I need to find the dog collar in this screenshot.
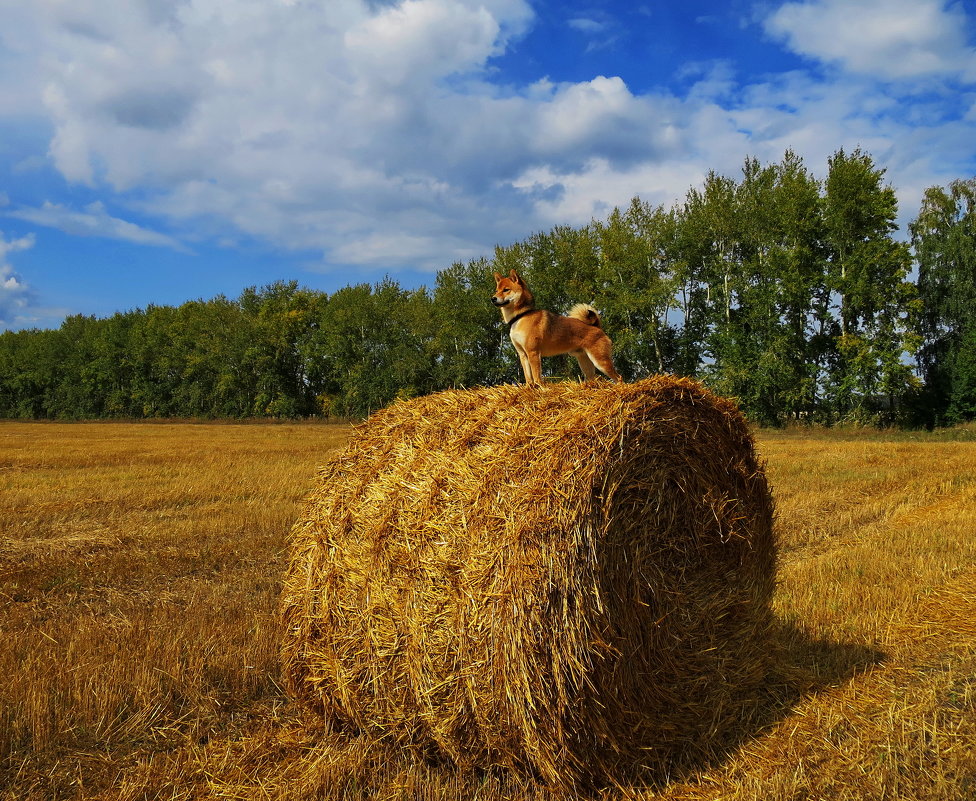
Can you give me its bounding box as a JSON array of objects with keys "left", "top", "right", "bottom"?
[{"left": 507, "top": 309, "right": 538, "bottom": 328}]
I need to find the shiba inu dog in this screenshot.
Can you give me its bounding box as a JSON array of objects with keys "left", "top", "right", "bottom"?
[{"left": 492, "top": 269, "right": 623, "bottom": 385}]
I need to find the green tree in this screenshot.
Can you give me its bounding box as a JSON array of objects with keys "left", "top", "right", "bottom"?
[
  {"left": 46, "top": 315, "right": 107, "bottom": 418},
  {"left": 313, "top": 280, "right": 435, "bottom": 417},
  {"left": 822, "top": 148, "right": 915, "bottom": 422},
  {"left": 774, "top": 151, "right": 832, "bottom": 419},
  {"left": 158, "top": 297, "right": 250, "bottom": 417},
  {"left": 89, "top": 311, "right": 146, "bottom": 417},
  {"left": 591, "top": 199, "right": 679, "bottom": 378},
  {"left": 239, "top": 281, "right": 323, "bottom": 416},
  {"left": 431, "top": 258, "right": 512, "bottom": 388},
  {"left": 130, "top": 304, "right": 183, "bottom": 416},
  {"left": 683, "top": 156, "right": 823, "bottom": 424},
  {"left": 0, "top": 328, "right": 63, "bottom": 417},
  {"left": 677, "top": 171, "right": 740, "bottom": 380},
  {"left": 724, "top": 154, "right": 828, "bottom": 423},
  {"left": 0, "top": 148, "right": 937, "bottom": 427},
  {"left": 911, "top": 178, "right": 976, "bottom": 424}
]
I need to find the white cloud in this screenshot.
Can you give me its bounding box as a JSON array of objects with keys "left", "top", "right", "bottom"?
[
  {"left": 511, "top": 157, "right": 708, "bottom": 225},
  {"left": 0, "top": 231, "right": 36, "bottom": 329},
  {"left": 566, "top": 13, "right": 618, "bottom": 53},
  {"left": 330, "top": 230, "right": 484, "bottom": 270},
  {"left": 7, "top": 202, "right": 188, "bottom": 251},
  {"left": 0, "top": 228, "right": 70, "bottom": 331},
  {"left": 765, "top": 0, "right": 976, "bottom": 81},
  {"left": 344, "top": 0, "right": 505, "bottom": 87},
  {"left": 0, "top": 230, "right": 34, "bottom": 262},
  {"left": 568, "top": 17, "right": 606, "bottom": 34},
  {"left": 0, "top": 0, "right": 974, "bottom": 281}
]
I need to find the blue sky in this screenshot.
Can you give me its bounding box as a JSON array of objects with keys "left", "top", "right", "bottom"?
[{"left": 1, "top": 0, "right": 975, "bottom": 331}]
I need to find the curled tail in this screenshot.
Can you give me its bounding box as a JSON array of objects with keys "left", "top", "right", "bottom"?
[{"left": 567, "top": 303, "right": 602, "bottom": 327}]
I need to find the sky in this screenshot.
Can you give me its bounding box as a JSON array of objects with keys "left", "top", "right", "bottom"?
[{"left": 1, "top": 0, "right": 975, "bottom": 331}]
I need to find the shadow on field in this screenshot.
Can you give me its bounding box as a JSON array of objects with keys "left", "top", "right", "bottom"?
[
  {"left": 767, "top": 619, "right": 887, "bottom": 700},
  {"left": 622, "top": 620, "right": 888, "bottom": 795},
  {"left": 515, "top": 622, "right": 890, "bottom": 797}
]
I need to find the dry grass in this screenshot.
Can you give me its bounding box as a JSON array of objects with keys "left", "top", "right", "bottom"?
[
  {"left": 2, "top": 415, "right": 975, "bottom": 799},
  {"left": 0, "top": 422, "right": 350, "bottom": 800}
]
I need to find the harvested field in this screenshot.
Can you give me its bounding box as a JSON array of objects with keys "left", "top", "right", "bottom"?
[{"left": 1, "top": 415, "right": 975, "bottom": 799}]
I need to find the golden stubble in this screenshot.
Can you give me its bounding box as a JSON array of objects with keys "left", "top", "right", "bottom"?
[{"left": 1, "top": 420, "right": 974, "bottom": 800}]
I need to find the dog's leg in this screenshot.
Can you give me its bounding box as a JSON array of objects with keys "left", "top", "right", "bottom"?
[
  {"left": 574, "top": 351, "right": 597, "bottom": 381},
  {"left": 527, "top": 349, "right": 544, "bottom": 386},
  {"left": 513, "top": 341, "right": 533, "bottom": 385},
  {"left": 585, "top": 338, "right": 624, "bottom": 383}
]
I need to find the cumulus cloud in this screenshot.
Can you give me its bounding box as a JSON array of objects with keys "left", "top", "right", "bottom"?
[
  {"left": 11, "top": 0, "right": 549, "bottom": 265},
  {"left": 765, "top": 0, "right": 976, "bottom": 81},
  {"left": 1, "top": 0, "right": 974, "bottom": 277},
  {"left": 344, "top": 0, "right": 509, "bottom": 86}
]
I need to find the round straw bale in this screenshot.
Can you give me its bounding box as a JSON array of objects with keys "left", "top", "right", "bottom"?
[{"left": 281, "top": 376, "right": 776, "bottom": 788}]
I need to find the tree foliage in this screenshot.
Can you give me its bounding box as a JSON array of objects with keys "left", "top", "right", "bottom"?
[
  {"left": 0, "top": 150, "right": 965, "bottom": 426},
  {"left": 911, "top": 178, "right": 976, "bottom": 425}
]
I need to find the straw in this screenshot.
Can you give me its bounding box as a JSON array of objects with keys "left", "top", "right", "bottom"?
[{"left": 280, "top": 376, "right": 777, "bottom": 789}]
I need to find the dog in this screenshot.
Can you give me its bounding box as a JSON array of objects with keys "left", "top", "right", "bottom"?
[{"left": 492, "top": 269, "right": 623, "bottom": 385}]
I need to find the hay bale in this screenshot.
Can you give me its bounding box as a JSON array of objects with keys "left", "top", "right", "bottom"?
[{"left": 281, "top": 376, "right": 776, "bottom": 787}]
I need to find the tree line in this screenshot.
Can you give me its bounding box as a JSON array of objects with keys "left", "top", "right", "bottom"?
[{"left": 1, "top": 148, "right": 974, "bottom": 427}]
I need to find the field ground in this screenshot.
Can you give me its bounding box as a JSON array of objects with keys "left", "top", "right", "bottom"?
[{"left": 1, "top": 420, "right": 975, "bottom": 799}]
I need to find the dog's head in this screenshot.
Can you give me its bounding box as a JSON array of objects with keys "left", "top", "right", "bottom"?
[{"left": 492, "top": 269, "right": 525, "bottom": 308}]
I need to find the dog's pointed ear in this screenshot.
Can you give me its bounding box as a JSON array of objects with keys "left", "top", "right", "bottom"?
[
  {"left": 509, "top": 269, "right": 522, "bottom": 285},
  {"left": 493, "top": 271, "right": 502, "bottom": 283}
]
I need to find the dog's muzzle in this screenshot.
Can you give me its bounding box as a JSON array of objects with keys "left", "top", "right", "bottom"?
[{"left": 491, "top": 297, "right": 509, "bottom": 307}]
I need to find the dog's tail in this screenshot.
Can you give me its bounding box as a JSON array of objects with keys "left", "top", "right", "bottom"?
[{"left": 567, "top": 303, "right": 602, "bottom": 327}]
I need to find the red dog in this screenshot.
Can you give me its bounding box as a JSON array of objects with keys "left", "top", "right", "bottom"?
[{"left": 492, "top": 270, "right": 623, "bottom": 385}]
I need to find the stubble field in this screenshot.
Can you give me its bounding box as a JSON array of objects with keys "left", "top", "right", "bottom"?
[{"left": 1, "top": 419, "right": 975, "bottom": 800}]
